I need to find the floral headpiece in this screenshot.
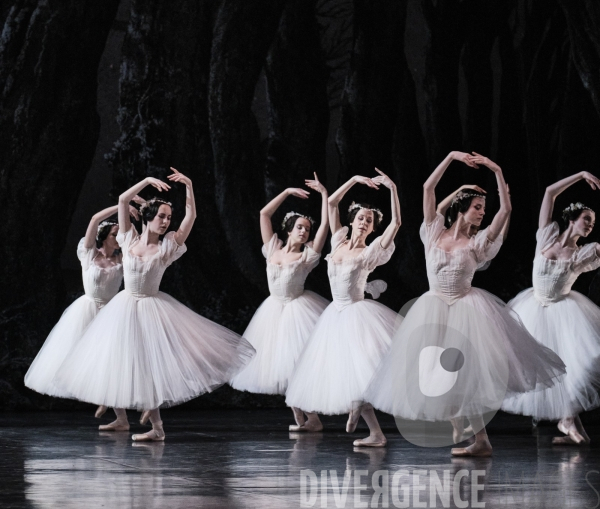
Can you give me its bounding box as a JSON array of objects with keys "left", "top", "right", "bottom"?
[
  {"left": 348, "top": 201, "right": 383, "bottom": 222},
  {"left": 96, "top": 220, "right": 117, "bottom": 240},
  {"left": 281, "top": 211, "right": 315, "bottom": 229},
  {"left": 451, "top": 190, "right": 486, "bottom": 206},
  {"left": 139, "top": 198, "right": 173, "bottom": 216},
  {"left": 562, "top": 202, "right": 593, "bottom": 217}
]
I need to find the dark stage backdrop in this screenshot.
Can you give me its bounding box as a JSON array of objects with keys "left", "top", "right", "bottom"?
[{"left": 2, "top": 0, "right": 600, "bottom": 411}]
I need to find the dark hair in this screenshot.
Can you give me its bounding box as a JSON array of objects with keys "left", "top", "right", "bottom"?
[
  {"left": 142, "top": 198, "right": 173, "bottom": 224},
  {"left": 444, "top": 191, "right": 486, "bottom": 228},
  {"left": 96, "top": 221, "right": 118, "bottom": 249},
  {"left": 560, "top": 204, "right": 594, "bottom": 233},
  {"left": 347, "top": 203, "right": 381, "bottom": 232},
  {"left": 281, "top": 214, "right": 315, "bottom": 246}
]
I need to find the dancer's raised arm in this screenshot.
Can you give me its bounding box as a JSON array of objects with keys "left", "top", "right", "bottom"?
[
  {"left": 437, "top": 185, "right": 486, "bottom": 217},
  {"left": 118, "top": 177, "right": 171, "bottom": 233},
  {"left": 304, "top": 173, "right": 329, "bottom": 253},
  {"left": 371, "top": 168, "right": 401, "bottom": 249},
  {"left": 423, "top": 151, "right": 478, "bottom": 224},
  {"left": 167, "top": 168, "right": 196, "bottom": 246},
  {"left": 328, "top": 176, "right": 379, "bottom": 235},
  {"left": 539, "top": 172, "right": 600, "bottom": 229},
  {"left": 83, "top": 202, "right": 142, "bottom": 250},
  {"left": 469, "top": 152, "right": 510, "bottom": 242},
  {"left": 259, "top": 187, "right": 310, "bottom": 245}
]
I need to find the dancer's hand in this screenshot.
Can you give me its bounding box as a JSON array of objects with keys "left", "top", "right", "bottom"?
[
  {"left": 470, "top": 152, "right": 501, "bottom": 173},
  {"left": 353, "top": 175, "right": 379, "bottom": 189},
  {"left": 305, "top": 172, "right": 326, "bottom": 194},
  {"left": 371, "top": 168, "right": 395, "bottom": 189},
  {"left": 145, "top": 176, "right": 171, "bottom": 192},
  {"left": 167, "top": 167, "right": 192, "bottom": 186},
  {"left": 451, "top": 151, "right": 479, "bottom": 168},
  {"left": 459, "top": 184, "right": 486, "bottom": 194},
  {"left": 581, "top": 171, "right": 600, "bottom": 191},
  {"left": 286, "top": 187, "right": 310, "bottom": 199}
]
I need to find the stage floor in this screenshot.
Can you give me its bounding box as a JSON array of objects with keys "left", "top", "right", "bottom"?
[{"left": 1, "top": 408, "right": 599, "bottom": 508}]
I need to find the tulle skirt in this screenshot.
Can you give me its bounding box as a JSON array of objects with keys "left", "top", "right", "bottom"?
[
  {"left": 285, "top": 299, "right": 400, "bottom": 415},
  {"left": 501, "top": 289, "right": 600, "bottom": 420},
  {"left": 230, "top": 291, "right": 329, "bottom": 395},
  {"left": 53, "top": 290, "right": 255, "bottom": 410},
  {"left": 365, "top": 288, "right": 566, "bottom": 421},
  {"left": 25, "top": 295, "right": 99, "bottom": 397}
]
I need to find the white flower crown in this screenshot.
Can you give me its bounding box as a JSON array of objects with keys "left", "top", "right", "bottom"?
[
  {"left": 563, "top": 202, "right": 593, "bottom": 216},
  {"left": 96, "top": 220, "right": 118, "bottom": 240},
  {"left": 451, "top": 190, "right": 486, "bottom": 206},
  {"left": 281, "top": 211, "right": 315, "bottom": 229},
  {"left": 139, "top": 198, "right": 173, "bottom": 215},
  {"left": 348, "top": 201, "right": 383, "bottom": 222}
]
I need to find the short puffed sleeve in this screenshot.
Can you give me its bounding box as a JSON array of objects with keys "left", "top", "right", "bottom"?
[
  {"left": 573, "top": 243, "right": 600, "bottom": 274},
  {"left": 76, "top": 238, "right": 96, "bottom": 270},
  {"left": 535, "top": 222, "right": 560, "bottom": 256},
  {"left": 419, "top": 213, "right": 446, "bottom": 253},
  {"left": 261, "top": 234, "right": 283, "bottom": 261},
  {"left": 160, "top": 231, "right": 187, "bottom": 266},
  {"left": 330, "top": 227, "right": 349, "bottom": 253},
  {"left": 471, "top": 228, "right": 503, "bottom": 266},
  {"left": 300, "top": 242, "right": 321, "bottom": 272},
  {"left": 363, "top": 236, "right": 396, "bottom": 271},
  {"left": 116, "top": 224, "right": 138, "bottom": 252}
]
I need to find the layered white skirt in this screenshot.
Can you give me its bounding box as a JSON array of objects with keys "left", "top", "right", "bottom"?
[
  {"left": 53, "top": 290, "right": 255, "bottom": 410},
  {"left": 25, "top": 296, "right": 99, "bottom": 397},
  {"left": 365, "top": 288, "right": 566, "bottom": 421},
  {"left": 285, "top": 299, "right": 399, "bottom": 415},
  {"left": 230, "top": 290, "right": 329, "bottom": 395},
  {"left": 502, "top": 289, "right": 600, "bottom": 419}
]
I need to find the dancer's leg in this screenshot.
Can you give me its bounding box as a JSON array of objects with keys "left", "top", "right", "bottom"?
[
  {"left": 553, "top": 415, "right": 589, "bottom": 445},
  {"left": 99, "top": 408, "right": 130, "bottom": 431},
  {"left": 346, "top": 401, "right": 363, "bottom": 433},
  {"left": 132, "top": 409, "right": 165, "bottom": 441},
  {"left": 353, "top": 404, "right": 386, "bottom": 447},
  {"left": 291, "top": 407, "right": 306, "bottom": 427},
  {"left": 451, "top": 415, "right": 492, "bottom": 457},
  {"left": 95, "top": 405, "right": 108, "bottom": 418}
]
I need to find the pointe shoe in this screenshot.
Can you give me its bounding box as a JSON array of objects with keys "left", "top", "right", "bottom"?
[
  {"left": 288, "top": 421, "right": 323, "bottom": 432},
  {"left": 292, "top": 408, "right": 306, "bottom": 427},
  {"left": 95, "top": 405, "right": 108, "bottom": 418},
  {"left": 552, "top": 436, "right": 578, "bottom": 445},
  {"left": 99, "top": 420, "right": 130, "bottom": 432},
  {"left": 557, "top": 420, "right": 587, "bottom": 444},
  {"left": 353, "top": 436, "right": 387, "bottom": 448},
  {"left": 451, "top": 440, "right": 492, "bottom": 457},
  {"left": 140, "top": 411, "right": 151, "bottom": 425},
  {"left": 132, "top": 421, "right": 165, "bottom": 442},
  {"left": 346, "top": 407, "right": 362, "bottom": 434}
]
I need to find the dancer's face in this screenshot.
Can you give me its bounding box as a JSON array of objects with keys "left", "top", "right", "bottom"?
[
  {"left": 464, "top": 197, "right": 486, "bottom": 227},
  {"left": 288, "top": 217, "right": 311, "bottom": 245},
  {"left": 352, "top": 209, "right": 375, "bottom": 238},
  {"left": 572, "top": 210, "right": 595, "bottom": 237},
  {"left": 102, "top": 225, "right": 120, "bottom": 253},
  {"left": 147, "top": 204, "right": 172, "bottom": 235}
]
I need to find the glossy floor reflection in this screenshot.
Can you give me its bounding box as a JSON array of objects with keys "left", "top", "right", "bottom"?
[{"left": 1, "top": 408, "right": 599, "bottom": 508}]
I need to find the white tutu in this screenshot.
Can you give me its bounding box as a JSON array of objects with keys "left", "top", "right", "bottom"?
[
  {"left": 53, "top": 226, "right": 255, "bottom": 410},
  {"left": 365, "top": 289, "right": 566, "bottom": 421},
  {"left": 365, "top": 214, "right": 566, "bottom": 421},
  {"left": 230, "top": 235, "right": 328, "bottom": 394},
  {"left": 25, "top": 239, "right": 123, "bottom": 397},
  {"left": 501, "top": 222, "right": 600, "bottom": 420},
  {"left": 285, "top": 227, "right": 399, "bottom": 415},
  {"left": 230, "top": 291, "right": 329, "bottom": 394}
]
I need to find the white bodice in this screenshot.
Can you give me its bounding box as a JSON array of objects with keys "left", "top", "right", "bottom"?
[
  {"left": 420, "top": 214, "right": 503, "bottom": 305},
  {"left": 325, "top": 227, "right": 395, "bottom": 310},
  {"left": 532, "top": 222, "right": 600, "bottom": 306},
  {"left": 262, "top": 235, "right": 321, "bottom": 304},
  {"left": 77, "top": 239, "right": 123, "bottom": 308},
  {"left": 116, "top": 226, "right": 187, "bottom": 299}
]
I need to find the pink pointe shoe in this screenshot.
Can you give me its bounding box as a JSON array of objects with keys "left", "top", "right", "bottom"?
[
  {"left": 132, "top": 421, "right": 165, "bottom": 442},
  {"left": 98, "top": 420, "right": 130, "bottom": 432}
]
